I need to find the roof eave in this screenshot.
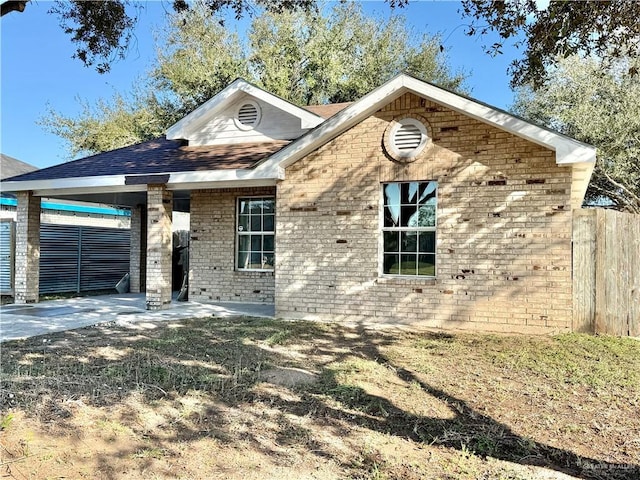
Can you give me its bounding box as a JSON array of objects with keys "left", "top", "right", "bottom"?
[{"left": 0, "top": 167, "right": 284, "bottom": 197}]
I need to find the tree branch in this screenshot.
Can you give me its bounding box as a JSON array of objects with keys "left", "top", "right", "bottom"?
[{"left": 1, "top": 0, "right": 28, "bottom": 17}]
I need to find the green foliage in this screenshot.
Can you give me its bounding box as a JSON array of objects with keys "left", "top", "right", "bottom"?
[
  {"left": 460, "top": 0, "right": 640, "bottom": 88},
  {"left": 512, "top": 55, "right": 640, "bottom": 212},
  {"left": 249, "top": 2, "right": 467, "bottom": 105},
  {"left": 43, "top": 2, "right": 468, "bottom": 158},
  {"left": 39, "top": 89, "right": 171, "bottom": 158}
]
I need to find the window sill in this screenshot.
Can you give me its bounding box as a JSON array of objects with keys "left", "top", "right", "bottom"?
[
  {"left": 375, "top": 276, "right": 437, "bottom": 286},
  {"left": 236, "top": 269, "right": 274, "bottom": 274}
]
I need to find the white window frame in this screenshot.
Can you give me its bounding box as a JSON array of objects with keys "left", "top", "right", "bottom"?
[
  {"left": 379, "top": 181, "right": 437, "bottom": 278},
  {"left": 236, "top": 195, "right": 275, "bottom": 272}
]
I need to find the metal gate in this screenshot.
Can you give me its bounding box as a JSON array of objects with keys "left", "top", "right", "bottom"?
[
  {"left": 39, "top": 224, "right": 130, "bottom": 294},
  {"left": 0, "top": 220, "right": 14, "bottom": 294}
]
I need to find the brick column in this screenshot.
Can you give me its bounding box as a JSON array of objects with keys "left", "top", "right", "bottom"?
[
  {"left": 146, "top": 185, "right": 172, "bottom": 310},
  {"left": 14, "top": 191, "right": 40, "bottom": 303},
  {"left": 129, "top": 205, "right": 143, "bottom": 293}
]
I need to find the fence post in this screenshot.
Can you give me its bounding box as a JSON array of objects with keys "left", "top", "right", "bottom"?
[{"left": 572, "top": 209, "right": 596, "bottom": 333}]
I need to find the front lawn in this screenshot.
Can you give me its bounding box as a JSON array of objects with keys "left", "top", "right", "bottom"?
[{"left": 1, "top": 317, "right": 638, "bottom": 479}]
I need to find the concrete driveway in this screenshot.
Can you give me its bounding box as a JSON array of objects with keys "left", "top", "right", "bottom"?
[{"left": 0, "top": 293, "right": 274, "bottom": 342}]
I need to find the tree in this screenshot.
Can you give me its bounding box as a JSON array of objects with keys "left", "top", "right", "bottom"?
[
  {"left": 460, "top": 0, "right": 640, "bottom": 88},
  {"left": 512, "top": 55, "right": 640, "bottom": 213},
  {"left": 249, "top": 2, "right": 466, "bottom": 105},
  {"left": 43, "top": 2, "right": 468, "bottom": 158},
  {"left": 0, "top": 0, "right": 316, "bottom": 73}
]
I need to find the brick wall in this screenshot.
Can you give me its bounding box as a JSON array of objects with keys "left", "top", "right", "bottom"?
[
  {"left": 190, "top": 187, "right": 275, "bottom": 303},
  {"left": 275, "top": 93, "right": 573, "bottom": 333},
  {"left": 146, "top": 185, "right": 172, "bottom": 310},
  {"left": 14, "top": 192, "right": 40, "bottom": 303}
]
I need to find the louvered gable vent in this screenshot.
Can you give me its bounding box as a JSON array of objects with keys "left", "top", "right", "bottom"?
[
  {"left": 394, "top": 123, "right": 423, "bottom": 151},
  {"left": 238, "top": 103, "right": 259, "bottom": 127}
]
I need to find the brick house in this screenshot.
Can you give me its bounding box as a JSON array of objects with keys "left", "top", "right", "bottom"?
[{"left": 1, "top": 74, "right": 596, "bottom": 333}]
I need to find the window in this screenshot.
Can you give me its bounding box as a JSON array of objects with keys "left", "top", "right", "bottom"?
[
  {"left": 237, "top": 197, "right": 275, "bottom": 271},
  {"left": 382, "top": 181, "right": 437, "bottom": 276}
]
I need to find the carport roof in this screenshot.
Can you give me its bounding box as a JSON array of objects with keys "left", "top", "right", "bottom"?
[{"left": 4, "top": 137, "right": 290, "bottom": 182}]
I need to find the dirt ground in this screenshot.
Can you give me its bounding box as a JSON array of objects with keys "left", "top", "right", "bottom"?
[{"left": 1, "top": 316, "right": 638, "bottom": 479}]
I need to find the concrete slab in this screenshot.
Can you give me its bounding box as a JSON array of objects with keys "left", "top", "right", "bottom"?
[{"left": 0, "top": 293, "right": 274, "bottom": 343}]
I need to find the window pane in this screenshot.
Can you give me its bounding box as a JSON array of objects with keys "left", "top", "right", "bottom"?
[
  {"left": 251, "top": 215, "right": 261, "bottom": 231},
  {"left": 400, "top": 183, "right": 415, "bottom": 205},
  {"left": 400, "top": 205, "right": 418, "bottom": 227},
  {"left": 383, "top": 254, "right": 400, "bottom": 274},
  {"left": 250, "top": 252, "right": 262, "bottom": 269},
  {"left": 251, "top": 235, "right": 262, "bottom": 251},
  {"left": 263, "top": 253, "right": 275, "bottom": 270},
  {"left": 263, "top": 234, "right": 274, "bottom": 251},
  {"left": 238, "top": 235, "right": 250, "bottom": 251},
  {"left": 416, "top": 205, "right": 436, "bottom": 227},
  {"left": 383, "top": 183, "right": 400, "bottom": 206},
  {"left": 418, "top": 254, "right": 436, "bottom": 276},
  {"left": 239, "top": 200, "right": 250, "bottom": 215},
  {"left": 418, "top": 231, "right": 436, "bottom": 253},
  {"left": 238, "top": 215, "right": 249, "bottom": 232},
  {"left": 238, "top": 251, "right": 249, "bottom": 269},
  {"left": 417, "top": 182, "right": 437, "bottom": 205},
  {"left": 263, "top": 214, "right": 274, "bottom": 232},
  {"left": 383, "top": 231, "right": 399, "bottom": 252},
  {"left": 400, "top": 254, "right": 417, "bottom": 275},
  {"left": 262, "top": 199, "right": 275, "bottom": 214},
  {"left": 401, "top": 231, "right": 418, "bottom": 252},
  {"left": 384, "top": 204, "right": 400, "bottom": 227}
]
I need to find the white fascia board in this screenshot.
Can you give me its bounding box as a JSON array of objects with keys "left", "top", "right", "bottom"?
[
  {"left": 166, "top": 78, "right": 324, "bottom": 140},
  {"left": 1, "top": 174, "right": 138, "bottom": 196},
  {"left": 400, "top": 75, "right": 597, "bottom": 165},
  {"left": 0, "top": 168, "right": 284, "bottom": 197},
  {"left": 256, "top": 73, "right": 596, "bottom": 174}
]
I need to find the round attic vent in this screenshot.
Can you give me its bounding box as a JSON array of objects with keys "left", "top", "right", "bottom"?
[
  {"left": 384, "top": 116, "right": 430, "bottom": 163},
  {"left": 235, "top": 101, "right": 261, "bottom": 130}
]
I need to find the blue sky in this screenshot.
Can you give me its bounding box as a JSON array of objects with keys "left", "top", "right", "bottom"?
[{"left": 1, "top": 0, "right": 522, "bottom": 170}]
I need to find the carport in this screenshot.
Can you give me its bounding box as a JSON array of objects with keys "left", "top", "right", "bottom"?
[{"left": 0, "top": 137, "right": 284, "bottom": 310}]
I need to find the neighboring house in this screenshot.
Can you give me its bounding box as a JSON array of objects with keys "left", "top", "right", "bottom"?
[{"left": 0, "top": 73, "right": 596, "bottom": 333}]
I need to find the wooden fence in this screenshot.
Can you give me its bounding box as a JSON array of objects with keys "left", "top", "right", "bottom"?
[{"left": 573, "top": 209, "right": 640, "bottom": 336}]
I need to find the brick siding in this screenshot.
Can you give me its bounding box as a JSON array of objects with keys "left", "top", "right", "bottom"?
[
  {"left": 14, "top": 192, "right": 40, "bottom": 303},
  {"left": 275, "top": 93, "right": 573, "bottom": 333},
  {"left": 189, "top": 187, "right": 275, "bottom": 303},
  {"left": 146, "top": 185, "right": 172, "bottom": 310}
]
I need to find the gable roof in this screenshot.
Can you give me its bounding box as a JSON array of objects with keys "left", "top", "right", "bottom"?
[
  {"left": 254, "top": 72, "right": 596, "bottom": 209},
  {"left": 166, "top": 78, "right": 325, "bottom": 141},
  {"left": 2, "top": 73, "right": 595, "bottom": 208}
]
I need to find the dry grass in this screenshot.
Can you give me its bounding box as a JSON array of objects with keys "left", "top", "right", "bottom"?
[{"left": 0, "top": 316, "right": 639, "bottom": 479}]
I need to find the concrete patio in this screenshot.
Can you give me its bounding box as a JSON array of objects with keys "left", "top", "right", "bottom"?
[{"left": 0, "top": 293, "right": 275, "bottom": 342}]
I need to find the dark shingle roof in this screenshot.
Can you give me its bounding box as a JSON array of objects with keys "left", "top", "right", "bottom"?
[{"left": 5, "top": 138, "right": 290, "bottom": 182}]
